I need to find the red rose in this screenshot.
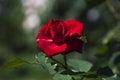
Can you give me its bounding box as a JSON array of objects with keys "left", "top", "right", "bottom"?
[{"left": 36, "top": 19, "right": 84, "bottom": 57}]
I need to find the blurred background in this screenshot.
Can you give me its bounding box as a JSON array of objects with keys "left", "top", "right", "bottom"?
[{"left": 0, "top": 0, "right": 120, "bottom": 80}]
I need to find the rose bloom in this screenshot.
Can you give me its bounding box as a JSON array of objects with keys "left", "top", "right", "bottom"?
[{"left": 36, "top": 19, "right": 84, "bottom": 57}]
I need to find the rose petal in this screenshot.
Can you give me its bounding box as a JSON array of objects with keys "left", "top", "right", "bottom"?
[
  {"left": 36, "top": 24, "right": 48, "bottom": 39},
  {"left": 50, "top": 20, "right": 66, "bottom": 39},
  {"left": 65, "top": 38, "right": 83, "bottom": 53},
  {"left": 36, "top": 19, "right": 54, "bottom": 39},
  {"left": 65, "top": 20, "right": 84, "bottom": 37},
  {"left": 37, "top": 39, "right": 67, "bottom": 56}
]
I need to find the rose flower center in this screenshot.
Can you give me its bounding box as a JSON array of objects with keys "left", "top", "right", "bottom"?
[{"left": 51, "top": 24, "right": 66, "bottom": 45}]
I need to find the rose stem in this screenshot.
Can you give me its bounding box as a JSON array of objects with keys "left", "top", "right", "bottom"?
[
  {"left": 49, "top": 57, "right": 66, "bottom": 69},
  {"left": 63, "top": 55, "right": 68, "bottom": 70},
  {"left": 63, "top": 55, "right": 75, "bottom": 80}
]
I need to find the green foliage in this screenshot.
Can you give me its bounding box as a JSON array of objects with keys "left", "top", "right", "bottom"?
[
  {"left": 35, "top": 53, "right": 57, "bottom": 75},
  {"left": 102, "top": 27, "right": 120, "bottom": 44},
  {"left": 80, "top": 36, "right": 87, "bottom": 43},
  {"left": 102, "top": 75, "right": 120, "bottom": 80},
  {"left": 53, "top": 73, "right": 72, "bottom": 80},
  {"left": 96, "top": 45, "right": 108, "bottom": 55},
  {"left": 67, "top": 59, "right": 93, "bottom": 72},
  {"left": 109, "top": 52, "right": 120, "bottom": 66},
  {"left": 0, "top": 58, "right": 28, "bottom": 71}
]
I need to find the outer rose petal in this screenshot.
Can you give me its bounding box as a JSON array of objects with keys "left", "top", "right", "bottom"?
[
  {"left": 36, "top": 24, "right": 48, "bottom": 39},
  {"left": 37, "top": 19, "right": 54, "bottom": 39},
  {"left": 36, "top": 39, "right": 67, "bottom": 56},
  {"left": 65, "top": 20, "right": 84, "bottom": 37}
]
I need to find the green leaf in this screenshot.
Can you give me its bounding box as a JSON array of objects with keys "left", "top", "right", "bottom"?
[
  {"left": 35, "top": 53, "right": 57, "bottom": 75},
  {"left": 67, "top": 59, "right": 93, "bottom": 72},
  {"left": 80, "top": 36, "right": 87, "bottom": 43},
  {"left": 0, "top": 58, "right": 28, "bottom": 71},
  {"left": 53, "top": 73, "right": 72, "bottom": 80}
]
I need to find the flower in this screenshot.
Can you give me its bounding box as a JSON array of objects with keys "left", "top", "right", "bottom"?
[{"left": 36, "top": 19, "right": 84, "bottom": 57}]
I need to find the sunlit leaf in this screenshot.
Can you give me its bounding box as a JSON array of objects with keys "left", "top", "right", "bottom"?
[{"left": 67, "top": 59, "right": 93, "bottom": 72}]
